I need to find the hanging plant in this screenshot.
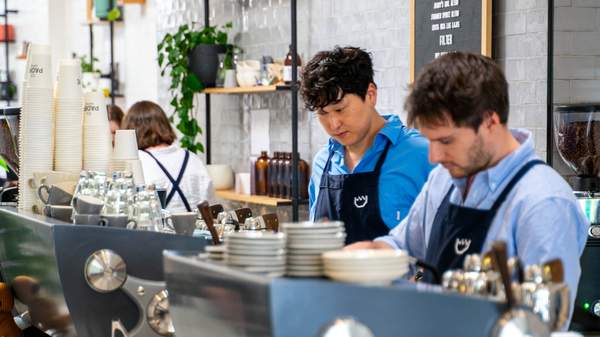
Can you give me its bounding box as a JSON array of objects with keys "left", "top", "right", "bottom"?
[{"left": 157, "top": 23, "right": 233, "bottom": 154}]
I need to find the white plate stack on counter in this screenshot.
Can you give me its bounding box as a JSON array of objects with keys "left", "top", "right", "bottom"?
[
  {"left": 205, "top": 245, "right": 225, "bottom": 261},
  {"left": 18, "top": 44, "right": 54, "bottom": 211},
  {"left": 82, "top": 91, "right": 112, "bottom": 173},
  {"left": 224, "top": 231, "right": 286, "bottom": 277},
  {"left": 281, "top": 221, "right": 346, "bottom": 277},
  {"left": 54, "top": 58, "right": 84, "bottom": 174},
  {"left": 322, "top": 249, "right": 410, "bottom": 285}
]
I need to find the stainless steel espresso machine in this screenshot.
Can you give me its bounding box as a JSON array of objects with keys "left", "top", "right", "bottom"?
[{"left": 554, "top": 104, "right": 600, "bottom": 332}]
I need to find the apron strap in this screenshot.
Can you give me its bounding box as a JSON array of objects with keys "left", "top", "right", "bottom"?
[
  {"left": 490, "top": 159, "right": 546, "bottom": 211},
  {"left": 142, "top": 149, "right": 192, "bottom": 212},
  {"left": 373, "top": 140, "right": 392, "bottom": 173},
  {"left": 321, "top": 138, "right": 392, "bottom": 181}
]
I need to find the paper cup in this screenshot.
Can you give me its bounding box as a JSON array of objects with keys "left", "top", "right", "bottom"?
[
  {"left": 26, "top": 53, "right": 52, "bottom": 89},
  {"left": 113, "top": 129, "right": 139, "bottom": 160},
  {"left": 83, "top": 91, "right": 108, "bottom": 125}
]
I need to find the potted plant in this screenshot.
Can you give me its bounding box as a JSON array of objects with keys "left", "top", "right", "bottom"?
[
  {"left": 157, "top": 22, "right": 233, "bottom": 154},
  {"left": 77, "top": 54, "right": 101, "bottom": 91}
]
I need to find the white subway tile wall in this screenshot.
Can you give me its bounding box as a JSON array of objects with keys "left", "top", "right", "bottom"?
[
  {"left": 552, "top": 0, "right": 600, "bottom": 173},
  {"left": 156, "top": 0, "right": 550, "bottom": 170}
]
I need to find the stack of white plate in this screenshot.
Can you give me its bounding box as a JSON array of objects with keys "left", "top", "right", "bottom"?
[
  {"left": 54, "top": 58, "right": 84, "bottom": 173},
  {"left": 205, "top": 245, "right": 225, "bottom": 261},
  {"left": 224, "top": 231, "right": 286, "bottom": 277},
  {"left": 322, "top": 249, "right": 409, "bottom": 285},
  {"left": 281, "top": 221, "right": 346, "bottom": 277},
  {"left": 83, "top": 91, "right": 111, "bottom": 173},
  {"left": 18, "top": 44, "right": 54, "bottom": 211}
]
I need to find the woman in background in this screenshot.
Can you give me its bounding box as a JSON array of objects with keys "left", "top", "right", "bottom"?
[
  {"left": 108, "top": 105, "right": 124, "bottom": 146},
  {"left": 122, "top": 100, "right": 214, "bottom": 212}
]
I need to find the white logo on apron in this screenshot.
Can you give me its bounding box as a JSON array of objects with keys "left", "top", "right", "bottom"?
[
  {"left": 353, "top": 195, "right": 368, "bottom": 209},
  {"left": 454, "top": 238, "right": 471, "bottom": 255}
]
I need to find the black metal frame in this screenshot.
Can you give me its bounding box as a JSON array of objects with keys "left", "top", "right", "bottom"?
[
  {"left": 2, "top": 0, "right": 17, "bottom": 106},
  {"left": 87, "top": 0, "right": 118, "bottom": 106},
  {"left": 546, "top": 0, "right": 553, "bottom": 164},
  {"left": 203, "top": 0, "right": 300, "bottom": 220}
]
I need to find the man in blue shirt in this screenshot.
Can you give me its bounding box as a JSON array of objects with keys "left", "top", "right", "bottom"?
[
  {"left": 300, "top": 46, "right": 435, "bottom": 244},
  {"left": 348, "top": 52, "right": 588, "bottom": 325}
]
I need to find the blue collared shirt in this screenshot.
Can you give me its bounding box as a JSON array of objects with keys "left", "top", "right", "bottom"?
[
  {"left": 309, "top": 115, "right": 435, "bottom": 229},
  {"left": 377, "top": 129, "right": 589, "bottom": 322}
]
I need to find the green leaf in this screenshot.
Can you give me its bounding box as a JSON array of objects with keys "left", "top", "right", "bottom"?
[
  {"left": 0, "top": 157, "right": 7, "bottom": 172},
  {"left": 158, "top": 53, "right": 164, "bottom": 67},
  {"left": 107, "top": 7, "right": 121, "bottom": 22},
  {"left": 185, "top": 73, "right": 203, "bottom": 92}
]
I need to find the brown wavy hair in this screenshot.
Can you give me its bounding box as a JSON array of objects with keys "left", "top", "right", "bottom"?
[
  {"left": 122, "top": 101, "right": 176, "bottom": 149},
  {"left": 405, "top": 52, "right": 509, "bottom": 130}
]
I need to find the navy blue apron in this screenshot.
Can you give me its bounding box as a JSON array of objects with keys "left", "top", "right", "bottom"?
[
  {"left": 142, "top": 149, "right": 192, "bottom": 212},
  {"left": 423, "top": 159, "right": 545, "bottom": 283},
  {"left": 314, "top": 141, "right": 392, "bottom": 244}
]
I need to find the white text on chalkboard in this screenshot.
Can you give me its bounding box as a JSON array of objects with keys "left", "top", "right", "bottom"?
[
  {"left": 433, "top": 0, "right": 460, "bottom": 9},
  {"left": 439, "top": 34, "right": 453, "bottom": 46}
]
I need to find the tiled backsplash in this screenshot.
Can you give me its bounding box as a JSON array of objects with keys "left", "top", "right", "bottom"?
[{"left": 156, "top": 0, "right": 550, "bottom": 173}]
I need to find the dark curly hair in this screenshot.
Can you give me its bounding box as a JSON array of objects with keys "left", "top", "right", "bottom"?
[
  {"left": 300, "top": 46, "right": 375, "bottom": 111},
  {"left": 405, "top": 52, "right": 509, "bottom": 130}
]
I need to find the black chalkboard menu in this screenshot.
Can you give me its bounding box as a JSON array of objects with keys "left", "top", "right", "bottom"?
[{"left": 410, "top": 0, "right": 492, "bottom": 81}]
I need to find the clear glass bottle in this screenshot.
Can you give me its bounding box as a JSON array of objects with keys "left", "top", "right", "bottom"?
[{"left": 215, "top": 53, "right": 227, "bottom": 88}]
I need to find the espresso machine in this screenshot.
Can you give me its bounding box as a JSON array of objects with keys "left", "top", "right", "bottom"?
[
  {"left": 0, "top": 106, "right": 19, "bottom": 203},
  {"left": 554, "top": 103, "right": 600, "bottom": 332}
]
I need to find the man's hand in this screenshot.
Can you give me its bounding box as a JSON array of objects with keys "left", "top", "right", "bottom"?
[{"left": 344, "top": 240, "right": 394, "bottom": 251}]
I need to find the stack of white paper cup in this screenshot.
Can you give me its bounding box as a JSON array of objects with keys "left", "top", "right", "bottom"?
[
  {"left": 18, "top": 44, "right": 54, "bottom": 211},
  {"left": 112, "top": 129, "right": 144, "bottom": 183},
  {"left": 82, "top": 91, "right": 111, "bottom": 173},
  {"left": 54, "top": 58, "right": 84, "bottom": 173}
]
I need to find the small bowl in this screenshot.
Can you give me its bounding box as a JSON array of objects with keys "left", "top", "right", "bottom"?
[
  {"left": 236, "top": 70, "right": 260, "bottom": 87},
  {"left": 206, "top": 164, "right": 234, "bottom": 190}
]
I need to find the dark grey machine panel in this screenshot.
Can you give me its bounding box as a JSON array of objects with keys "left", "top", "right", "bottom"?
[
  {"left": 0, "top": 207, "right": 208, "bottom": 337},
  {"left": 164, "top": 252, "right": 504, "bottom": 337},
  {"left": 164, "top": 251, "right": 272, "bottom": 337}
]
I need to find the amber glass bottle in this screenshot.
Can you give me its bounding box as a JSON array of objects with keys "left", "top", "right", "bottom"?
[
  {"left": 268, "top": 152, "right": 279, "bottom": 197},
  {"left": 255, "top": 151, "right": 269, "bottom": 195}
]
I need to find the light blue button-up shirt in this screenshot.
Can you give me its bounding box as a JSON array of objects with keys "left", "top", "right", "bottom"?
[
  {"left": 377, "top": 129, "right": 589, "bottom": 320},
  {"left": 309, "top": 115, "right": 435, "bottom": 229}
]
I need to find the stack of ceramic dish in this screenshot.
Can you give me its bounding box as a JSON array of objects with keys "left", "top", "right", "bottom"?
[
  {"left": 205, "top": 245, "right": 225, "bottom": 262},
  {"left": 322, "top": 249, "right": 409, "bottom": 285},
  {"left": 54, "top": 58, "right": 84, "bottom": 173},
  {"left": 281, "top": 221, "right": 346, "bottom": 277},
  {"left": 224, "top": 231, "right": 286, "bottom": 277},
  {"left": 83, "top": 91, "right": 111, "bottom": 173},
  {"left": 112, "top": 129, "right": 145, "bottom": 185},
  {"left": 18, "top": 44, "right": 54, "bottom": 211}
]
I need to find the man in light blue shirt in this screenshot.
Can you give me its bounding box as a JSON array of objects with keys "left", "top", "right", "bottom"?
[
  {"left": 348, "top": 52, "right": 588, "bottom": 326},
  {"left": 300, "top": 46, "right": 434, "bottom": 243}
]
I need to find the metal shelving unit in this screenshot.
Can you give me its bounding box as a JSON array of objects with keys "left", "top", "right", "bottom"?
[
  {"left": 86, "top": 0, "right": 121, "bottom": 105},
  {"left": 1, "top": 0, "right": 17, "bottom": 106},
  {"left": 202, "top": 0, "right": 301, "bottom": 220}
]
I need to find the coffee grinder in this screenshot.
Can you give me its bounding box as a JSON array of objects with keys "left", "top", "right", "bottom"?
[{"left": 554, "top": 103, "right": 600, "bottom": 332}]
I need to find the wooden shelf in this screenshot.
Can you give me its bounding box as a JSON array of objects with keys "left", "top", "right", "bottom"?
[
  {"left": 215, "top": 190, "right": 292, "bottom": 207},
  {"left": 81, "top": 19, "right": 124, "bottom": 26},
  {"left": 202, "top": 84, "right": 290, "bottom": 95}
]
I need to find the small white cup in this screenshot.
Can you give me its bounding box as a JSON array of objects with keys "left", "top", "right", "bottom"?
[
  {"left": 113, "top": 130, "right": 139, "bottom": 160},
  {"left": 224, "top": 69, "right": 237, "bottom": 88}
]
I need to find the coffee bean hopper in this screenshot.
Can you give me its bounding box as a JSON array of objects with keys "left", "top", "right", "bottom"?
[{"left": 554, "top": 103, "right": 600, "bottom": 332}]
